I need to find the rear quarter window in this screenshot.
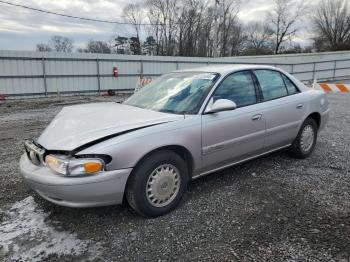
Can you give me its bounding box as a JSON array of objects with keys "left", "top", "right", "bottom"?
[{"left": 282, "top": 74, "right": 299, "bottom": 95}]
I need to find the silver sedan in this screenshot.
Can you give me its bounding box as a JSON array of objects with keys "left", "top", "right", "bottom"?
[{"left": 20, "top": 65, "right": 330, "bottom": 217}]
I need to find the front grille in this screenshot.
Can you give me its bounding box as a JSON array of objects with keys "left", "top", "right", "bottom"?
[{"left": 24, "top": 140, "right": 46, "bottom": 166}]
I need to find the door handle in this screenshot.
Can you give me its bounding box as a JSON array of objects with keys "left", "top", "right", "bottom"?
[
  {"left": 252, "top": 114, "right": 262, "bottom": 121},
  {"left": 296, "top": 103, "right": 304, "bottom": 109}
]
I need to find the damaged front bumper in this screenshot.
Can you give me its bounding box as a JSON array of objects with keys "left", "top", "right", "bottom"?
[{"left": 19, "top": 154, "right": 132, "bottom": 208}]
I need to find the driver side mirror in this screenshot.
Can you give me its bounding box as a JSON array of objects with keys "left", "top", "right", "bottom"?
[{"left": 205, "top": 99, "right": 237, "bottom": 114}]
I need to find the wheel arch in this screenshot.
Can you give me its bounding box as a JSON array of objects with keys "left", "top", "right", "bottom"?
[
  {"left": 123, "top": 145, "right": 194, "bottom": 204},
  {"left": 137, "top": 145, "right": 194, "bottom": 176},
  {"left": 125, "top": 144, "right": 194, "bottom": 185},
  {"left": 306, "top": 112, "right": 321, "bottom": 130}
]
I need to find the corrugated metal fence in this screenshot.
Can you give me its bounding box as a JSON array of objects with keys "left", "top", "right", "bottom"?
[{"left": 0, "top": 50, "right": 350, "bottom": 98}]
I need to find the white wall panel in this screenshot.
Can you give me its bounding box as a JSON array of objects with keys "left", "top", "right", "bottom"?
[
  {"left": 0, "top": 50, "right": 350, "bottom": 97},
  {"left": 45, "top": 60, "right": 97, "bottom": 76},
  {"left": 99, "top": 60, "right": 141, "bottom": 75},
  {"left": 293, "top": 63, "right": 314, "bottom": 73},
  {"left": 336, "top": 60, "right": 350, "bottom": 69},
  {"left": 178, "top": 62, "right": 208, "bottom": 70},
  {"left": 143, "top": 61, "right": 177, "bottom": 75},
  {"left": 275, "top": 64, "right": 292, "bottom": 73},
  {"left": 100, "top": 76, "right": 139, "bottom": 90},
  {"left": 293, "top": 72, "right": 313, "bottom": 81},
  {"left": 316, "top": 62, "right": 335, "bottom": 71},
  {"left": 335, "top": 69, "right": 350, "bottom": 78},
  {"left": 0, "top": 78, "right": 44, "bottom": 95},
  {"left": 46, "top": 77, "right": 98, "bottom": 93},
  {"left": 315, "top": 70, "right": 334, "bottom": 80}
]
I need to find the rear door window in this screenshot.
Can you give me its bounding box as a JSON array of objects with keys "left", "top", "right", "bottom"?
[{"left": 254, "top": 70, "right": 288, "bottom": 101}]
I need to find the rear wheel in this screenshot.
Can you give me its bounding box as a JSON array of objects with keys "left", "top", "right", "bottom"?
[
  {"left": 288, "top": 118, "right": 318, "bottom": 159},
  {"left": 126, "top": 150, "right": 189, "bottom": 217}
]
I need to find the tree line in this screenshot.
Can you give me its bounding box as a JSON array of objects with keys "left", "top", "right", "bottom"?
[{"left": 36, "top": 0, "right": 350, "bottom": 56}]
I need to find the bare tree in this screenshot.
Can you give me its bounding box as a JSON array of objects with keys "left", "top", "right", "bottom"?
[
  {"left": 243, "top": 21, "right": 274, "bottom": 55},
  {"left": 123, "top": 3, "right": 144, "bottom": 55},
  {"left": 197, "top": 6, "right": 216, "bottom": 57},
  {"left": 177, "top": 0, "right": 209, "bottom": 56},
  {"left": 49, "top": 35, "right": 74, "bottom": 53},
  {"left": 112, "top": 0, "right": 267, "bottom": 57},
  {"left": 313, "top": 0, "right": 350, "bottom": 51},
  {"left": 269, "top": 0, "right": 306, "bottom": 54},
  {"left": 281, "top": 43, "right": 313, "bottom": 54},
  {"left": 146, "top": 2, "right": 162, "bottom": 55},
  {"left": 36, "top": 43, "right": 52, "bottom": 52},
  {"left": 146, "top": 0, "right": 179, "bottom": 56},
  {"left": 79, "top": 40, "right": 111, "bottom": 54},
  {"left": 216, "top": 0, "right": 241, "bottom": 56},
  {"left": 228, "top": 22, "right": 246, "bottom": 56}
]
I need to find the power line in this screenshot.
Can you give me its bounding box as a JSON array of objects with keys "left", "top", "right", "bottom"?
[{"left": 0, "top": 0, "right": 161, "bottom": 26}]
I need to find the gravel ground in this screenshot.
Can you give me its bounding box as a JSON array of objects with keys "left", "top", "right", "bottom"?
[{"left": 0, "top": 94, "right": 349, "bottom": 261}]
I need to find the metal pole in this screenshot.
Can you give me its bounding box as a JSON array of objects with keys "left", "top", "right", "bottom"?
[
  {"left": 176, "top": 61, "right": 179, "bottom": 70},
  {"left": 333, "top": 60, "right": 337, "bottom": 80},
  {"left": 312, "top": 62, "right": 316, "bottom": 80},
  {"left": 291, "top": 64, "right": 294, "bottom": 74},
  {"left": 96, "top": 58, "right": 101, "bottom": 94},
  {"left": 41, "top": 56, "right": 48, "bottom": 96},
  {"left": 140, "top": 59, "right": 144, "bottom": 78}
]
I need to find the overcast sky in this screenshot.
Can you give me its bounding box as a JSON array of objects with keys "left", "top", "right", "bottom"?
[{"left": 0, "top": 0, "right": 315, "bottom": 51}]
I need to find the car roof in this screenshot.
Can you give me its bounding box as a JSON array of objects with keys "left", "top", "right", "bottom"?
[
  {"left": 173, "top": 64, "right": 309, "bottom": 92},
  {"left": 173, "top": 64, "right": 277, "bottom": 75}
]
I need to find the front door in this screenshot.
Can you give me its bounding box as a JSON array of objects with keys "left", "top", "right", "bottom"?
[{"left": 201, "top": 71, "right": 266, "bottom": 173}]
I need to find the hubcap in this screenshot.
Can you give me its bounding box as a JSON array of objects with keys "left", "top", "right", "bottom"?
[
  {"left": 146, "top": 164, "right": 181, "bottom": 208},
  {"left": 300, "top": 125, "right": 315, "bottom": 152}
]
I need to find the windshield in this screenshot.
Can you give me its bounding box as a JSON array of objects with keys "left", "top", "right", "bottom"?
[{"left": 124, "top": 72, "right": 219, "bottom": 114}]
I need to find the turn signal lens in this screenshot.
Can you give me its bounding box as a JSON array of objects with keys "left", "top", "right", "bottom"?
[
  {"left": 84, "top": 162, "right": 103, "bottom": 174},
  {"left": 67, "top": 158, "right": 104, "bottom": 176}
]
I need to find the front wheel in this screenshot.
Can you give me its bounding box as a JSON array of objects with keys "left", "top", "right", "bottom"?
[
  {"left": 126, "top": 150, "right": 189, "bottom": 217},
  {"left": 288, "top": 118, "right": 318, "bottom": 159}
]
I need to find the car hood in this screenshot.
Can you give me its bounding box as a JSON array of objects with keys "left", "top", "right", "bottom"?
[{"left": 37, "top": 102, "right": 183, "bottom": 151}]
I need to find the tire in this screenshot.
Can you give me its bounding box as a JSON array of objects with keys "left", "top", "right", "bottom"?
[
  {"left": 126, "top": 150, "right": 189, "bottom": 218},
  {"left": 288, "top": 118, "right": 318, "bottom": 159}
]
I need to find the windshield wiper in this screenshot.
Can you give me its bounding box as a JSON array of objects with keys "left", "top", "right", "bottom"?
[{"left": 159, "top": 109, "right": 186, "bottom": 115}]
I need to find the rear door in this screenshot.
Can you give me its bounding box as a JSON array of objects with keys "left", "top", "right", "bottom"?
[
  {"left": 253, "top": 69, "right": 306, "bottom": 150},
  {"left": 201, "top": 71, "right": 266, "bottom": 173}
]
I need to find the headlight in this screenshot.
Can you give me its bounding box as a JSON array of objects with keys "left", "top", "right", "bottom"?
[
  {"left": 45, "top": 155, "right": 104, "bottom": 176},
  {"left": 45, "top": 155, "right": 69, "bottom": 175}
]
